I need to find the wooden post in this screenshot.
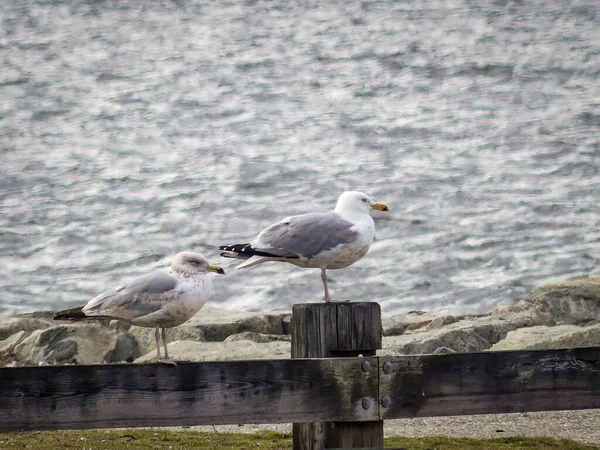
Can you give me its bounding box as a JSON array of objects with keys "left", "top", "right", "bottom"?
[{"left": 291, "top": 302, "right": 383, "bottom": 450}]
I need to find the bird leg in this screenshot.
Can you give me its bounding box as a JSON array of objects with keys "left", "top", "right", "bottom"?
[
  {"left": 154, "top": 327, "right": 162, "bottom": 360},
  {"left": 322, "top": 268, "right": 350, "bottom": 303},
  {"left": 158, "top": 327, "right": 177, "bottom": 366},
  {"left": 162, "top": 327, "right": 169, "bottom": 359},
  {"left": 321, "top": 268, "right": 332, "bottom": 302}
]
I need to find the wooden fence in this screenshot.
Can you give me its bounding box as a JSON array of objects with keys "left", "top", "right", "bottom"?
[{"left": 1, "top": 302, "right": 599, "bottom": 450}]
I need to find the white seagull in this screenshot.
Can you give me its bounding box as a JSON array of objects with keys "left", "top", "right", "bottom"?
[
  {"left": 219, "top": 191, "right": 389, "bottom": 302},
  {"left": 54, "top": 251, "right": 225, "bottom": 365}
]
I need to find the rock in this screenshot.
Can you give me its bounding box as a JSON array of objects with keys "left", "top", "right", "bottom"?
[
  {"left": 134, "top": 339, "right": 291, "bottom": 363},
  {"left": 0, "top": 330, "right": 27, "bottom": 352},
  {"left": 11, "top": 322, "right": 134, "bottom": 365},
  {"left": 380, "top": 276, "right": 600, "bottom": 355},
  {"left": 1, "top": 276, "right": 599, "bottom": 365},
  {"left": 489, "top": 324, "right": 600, "bottom": 351},
  {"left": 224, "top": 331, "right": 291, "bottom": 343},
  {"left": 0, "top": 331, "right": 28, "bottom": 366},
  {"left": 190, "top": 306, "right": 291, "bottom": 339},
  {"left": 105, "top": 329, "right": 141, "bottom": 363},
  {"left": 433, "top": 347, "right": 456, "bottom": 355},
  {"left": 381, "top": 316, "right": 532, "bottom": 355},
  {"left": 416, "top": 315, "right": 466, "bottom": 334},
  {"left": 499, "top": 277, "right": 600, "bottom": 326},
  {"left": 432, "top": 346, "right": 456, "bottom": 354},
  {"left": 0, "top": 306, "right": 292, "bottom": 366},
  {"left": 383, "top": 311, "right": 461, "bottom": 336},
  {"left": 0, "top": 312, "right": 133, "bottom": 365},
  {"left": 0, "top": 317, "right": 53, "bottom": 341}
]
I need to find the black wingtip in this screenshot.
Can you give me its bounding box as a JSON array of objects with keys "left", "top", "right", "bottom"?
[
  {"left": 54, "top": 306, "right": 87, "bottom": 321},
  {"left": 219, "top": 243, "right": 255, "bottom": 254}
]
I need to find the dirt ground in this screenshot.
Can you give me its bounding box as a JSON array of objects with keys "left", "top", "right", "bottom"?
[{"left": 181, "top": 409, "right": 600, "bottom": 445}]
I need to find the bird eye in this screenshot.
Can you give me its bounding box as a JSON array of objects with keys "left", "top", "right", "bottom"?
[{"left": 361, "top": 198, "right": 367, "bottom": 203}]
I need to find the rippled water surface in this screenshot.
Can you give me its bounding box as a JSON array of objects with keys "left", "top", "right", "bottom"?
[{"left": 1, "top": 0, "right": 599, "bottom": 317}]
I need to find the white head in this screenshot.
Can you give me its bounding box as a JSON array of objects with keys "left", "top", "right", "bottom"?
[
  {"left": 171, "top": 251, "right": 225, "bottom": 275},
  {"left": 333, "top": 191, "right": 389, "bottom": 216}
]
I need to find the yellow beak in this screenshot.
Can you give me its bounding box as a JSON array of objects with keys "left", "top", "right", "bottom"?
[
  {"left": 208, "top": 264, "right": 225, "bottom": 275},
  {"left": 371, "top": 202, "right": 390, "bottom": 212}
]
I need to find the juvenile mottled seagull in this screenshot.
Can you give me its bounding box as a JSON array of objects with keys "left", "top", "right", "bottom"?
[
  {"left": 54, "top": 251, "right": 225, "bottom": 365},
  {"left": 219, "top": 191, "right": 389, "bottom": 302}
]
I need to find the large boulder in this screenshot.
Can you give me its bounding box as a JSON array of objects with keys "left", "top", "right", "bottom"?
[
  {"left": 10, "top": 322, "right": 138, "bottom": 365},
  {"left": 0, "top": 331, "right": 28, "bottom": 365},
  {"left": 489, "top": 324, "right": 600, "bottom": 351},
  {"left": 0, "top": 306, "right": 293, "bottom": 366},
  {"left": 0, "top": 316, "right": 54, "bottom": 341},
  {"left": 0, "top": 313, "right": 66, "bottom": 366},
  {"left": 497, "top": 277, "right": 600, "bottom": 326},
  {"left": 381, "top": 315, "right": 533, "bottom": 355},
  {"left": 381, "top": 277, "right": 600, "bottom": 355},
  {"left": 383, "top": 311, "right": 462, "bottom": 336},
  {"left": 0, "top": 311, "right": 140, "bottom": 366},
  {"left": 186, "top": 306, "right": 291, "bottom": 339}
]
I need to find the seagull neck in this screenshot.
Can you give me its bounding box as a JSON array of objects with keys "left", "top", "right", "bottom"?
[{"left": 334, "top": 208, "right": 369, "bottom": 224}]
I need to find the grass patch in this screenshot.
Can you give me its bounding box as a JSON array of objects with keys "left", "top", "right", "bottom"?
[
  {"left": 0, "top": 429, "right": 597, "bottom": 449},
  {"left": 0, "top": 430, "right": 290, "bottom": 449},
  {"left": 386, "top": 435, "right": 599, "bottom": 449}
]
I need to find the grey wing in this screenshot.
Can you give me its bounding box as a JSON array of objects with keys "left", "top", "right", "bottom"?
[
  {"left": 83, "top": 270, "right": 179, "bottom": 321},
  {"left": 254, "top": 212, "right": 358, "bottom": 259}
]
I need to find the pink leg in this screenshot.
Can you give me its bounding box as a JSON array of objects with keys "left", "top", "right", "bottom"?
[
  {"left": 162, "top": 328, "right": 169, "bottom": 359},
  {"left": 321, "top": 268, "right": 349, "bottom": 303},
  {"left": 157, "top": 328, "right": 177, "bottom": 366},
  {"left": 154, "top": 328, "right": 162, "bottom": 360},
  {"left": 321, "top": 268, "right": 332, "bottom": 302}
]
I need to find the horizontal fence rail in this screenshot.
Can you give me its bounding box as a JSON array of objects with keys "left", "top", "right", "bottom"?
[
  {"left": 379, "top": 346, "right": 600, "bottom": 419},
  {"left": 0, "top": 358, "right": 378, "bottom": 432},
  {"left": 1, "top": 347, "right": 599, "bottom": 433}
]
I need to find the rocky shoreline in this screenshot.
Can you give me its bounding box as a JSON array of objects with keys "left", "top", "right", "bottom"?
[{"left": 1, "top": 277, "right": 599, "bottom": 366}]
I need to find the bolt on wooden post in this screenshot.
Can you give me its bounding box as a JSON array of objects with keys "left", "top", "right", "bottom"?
[{"left": 291, "top": 302, "right": 383, "bottom": 450}]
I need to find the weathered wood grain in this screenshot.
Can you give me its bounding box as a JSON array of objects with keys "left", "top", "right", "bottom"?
[
  {"left": 334, "top": 302, "right": 382, "bottom": 356},
  {"left": 379, "top": 347, "right": 600, "bottom": 420},
  {"left": 292, "top": 302, "right": 383, "bottom": 450},
  {"left": 292, "top": 303, "right": 337, "bottom": 359},
  {"left": 291, "top": 303, "right": 382, "bottom": 358},
  {"left": 323, "top": 421, "right": 387, "bottom": 448},
  {"left": 0, "top": 358, "right": 378, "bottom": 432}
]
